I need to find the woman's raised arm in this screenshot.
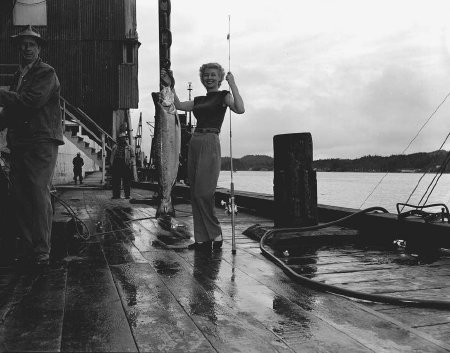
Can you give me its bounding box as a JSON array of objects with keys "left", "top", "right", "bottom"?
[
  {"left": 225, "top": 72, "right": 245, "bottom": 114},
  {"left": 161, "top": 69, "right": 194, "bottom": 111}
]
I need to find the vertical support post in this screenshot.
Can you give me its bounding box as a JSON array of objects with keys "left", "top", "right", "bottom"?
[
  {"left": 112, "top": 111, "right": 118, "bottom": 141},
  {"left": 62, "top": 99, "right": 66, "bottom": 131},
  {"left": 158, "top": 0, "right": 172, "bottom": 78},
  {"left": 273, "top": 133, "right": 318, "bottom": 227},
  {"left": 101, "top": 133, "right": 106, "bottom": 185},
  {"left": 126, "top": 110, "right": 138, "bottom": 181}
]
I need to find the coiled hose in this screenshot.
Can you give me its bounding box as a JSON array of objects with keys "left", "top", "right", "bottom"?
[{"left": 260, "top": 206, "right": 450, "bottom": 309}]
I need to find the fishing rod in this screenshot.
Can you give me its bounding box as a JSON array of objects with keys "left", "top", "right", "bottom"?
[{"left": 227, "top": 15, "right": 237, "bottom": 255}]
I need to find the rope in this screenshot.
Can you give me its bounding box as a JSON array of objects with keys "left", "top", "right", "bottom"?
[
  {"left": 360, "top": 91, "right": 450, "bottom": 209},
  {"left": 401, "top": 132, "right": 450, "bottom": 211},
  {"left": 359, "top": 171, "right": 390, "bottom": 209},
  {"left": 401, "top": 92, "right": 450, "bottom": 154},
  {"left": 52, "top": 192, "right": 91, "bottom": 240},
  {"left": 260, "top": 207, "right": 450, "bottom": 309},
  {"left": 420, "top": 152, "right": 450, "bottom": 206}
]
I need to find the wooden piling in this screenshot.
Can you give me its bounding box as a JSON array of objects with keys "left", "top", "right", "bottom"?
[{"left": 273, "top": 133, "right": 318, "bottom": 227}]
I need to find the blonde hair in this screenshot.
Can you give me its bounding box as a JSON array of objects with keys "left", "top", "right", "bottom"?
[{"left": 199, "top": 62, "right": 225, "bottom": 87}]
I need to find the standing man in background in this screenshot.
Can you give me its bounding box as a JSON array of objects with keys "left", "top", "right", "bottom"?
[
  {"left": 0, "top": 25, "right": 64, "bottom": 267},
  {"left": 110, "top": 132, "right": 135, "bottom": 199},
  {"left": 73, "top": 152, "right": 84, "bottom": 184}
]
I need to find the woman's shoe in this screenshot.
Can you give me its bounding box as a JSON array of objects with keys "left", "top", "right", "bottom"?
[
  {"left": 187, "top": 241, "right": 212, "bottom": 251},
  {"left": 212, "top": 240, "right": 223, "bottom": 250}
]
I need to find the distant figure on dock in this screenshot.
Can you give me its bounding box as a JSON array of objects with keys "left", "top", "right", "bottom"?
[
  {"left": 73, "top": 152, "right": 84, "bottom": 184},
  {"left": 0, "top": 25, "right": 64, "bottom": 267},
  {"left": 110, "top": 132, "right": 135, "bottom": 199},
  {"left": 164, "top": 62, "right": 245, "bottom": 251},
  {"left": 142, "top": 155, "right": 151, "bottom": 181}
]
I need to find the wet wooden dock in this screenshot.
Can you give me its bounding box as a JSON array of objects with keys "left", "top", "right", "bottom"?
[{"left": 1, "top": 181, "right": 450, "bottom": 352}]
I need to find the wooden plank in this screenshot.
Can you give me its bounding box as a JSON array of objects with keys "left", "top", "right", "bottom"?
[
  {"left": 313, "top": 266, "right": 450, "bottom": 285},
  {"left": 53, "top": 187, "right": 450, "bottom": 351},
  {"left": 378, "top": 307, "right": 450, "bottom": 328},
  {"left": 61, "top": 243, "right": 137, "bottom": 352},
  {"left": 141, "top": 249, "right": 370, "bottom": 352},
  {"left": 0, "top": 269, "right": 66, "bottom": 352},
  {"left": 110, "top": 263, "right": 216, "bottom": 352},
  {"left": 373, "top": 287, "right": 450, "bottom": 301},
  {"left": 289, "top": 262, "right": 400, "bottom": 276},
  {"left": 414, "top": 323, "right": 450, "bottom": 344},
  {"left": 212, "top": 248, "right": 450, "bottom": 352},
  {"left": 337, "top": 277, "right": 450, "bottom": 295}
]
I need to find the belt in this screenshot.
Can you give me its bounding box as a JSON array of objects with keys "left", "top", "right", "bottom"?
[{"left": 195, "top": 128, "right": 220, "bottom": 134}]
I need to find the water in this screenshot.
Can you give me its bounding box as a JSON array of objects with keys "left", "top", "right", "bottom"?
[{"left": 218, "top": 171, "right": 450, "bottom": 213}]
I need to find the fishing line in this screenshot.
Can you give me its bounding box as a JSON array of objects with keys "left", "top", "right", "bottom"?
[
  {"left": 417, "top": 153, "right": 449, "bottom": 206},
  {"left": 420, "top": 151, "right": 450, "bottom": 206},
  {"left": 227, "top": 14, "right": 237, "bottom": 255},
  {"left": 401, "top": 91, "right": 450, "bottom": 155},
  {"left": 402, "top": 131, "right": 450, "bottom": 211},
  {"left": 360, "top": 91, "right": 450, "bottom": 209},
  {"left": 402, "top": 132, "right": 450, "bottom": 209}
]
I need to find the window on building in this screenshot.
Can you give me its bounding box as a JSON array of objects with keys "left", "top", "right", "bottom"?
[
  {"left": 13, "top": 0, "right": 47, "bottom": 26},
  {"left": 124, "top": 43, "right": 135, "bottom": 64}
]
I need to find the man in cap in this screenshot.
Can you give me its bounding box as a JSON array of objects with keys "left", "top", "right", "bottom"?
[
  {"left": 110, "top": 131, "right": 135, "bottom": 199},
  {"left": 0, "top": 25, "right": 64, "bottom": 267},
  {"left": 73, "top": 152, "right": 84, "bottom": 184}
]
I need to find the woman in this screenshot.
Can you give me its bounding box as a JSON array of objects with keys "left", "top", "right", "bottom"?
[{"left": 164, "top": 63, "right": 244, "bottom": 250}]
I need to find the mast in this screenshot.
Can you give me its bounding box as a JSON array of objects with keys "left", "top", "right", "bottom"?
[
  {"left": 135, "top": 112, "right": 143, "bottom": 168},
  {"left": 158, "top": 0, "right": 172, "bottom": 85}
]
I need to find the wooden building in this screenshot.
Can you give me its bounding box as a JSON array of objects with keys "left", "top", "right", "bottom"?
[{"left": 0, "top": 0, "right": 140, "bottom": 137}]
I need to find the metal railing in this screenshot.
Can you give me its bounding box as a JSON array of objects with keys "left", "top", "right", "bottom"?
[{"left": 60, "top": 97, "right": 116, "bottom": 184}]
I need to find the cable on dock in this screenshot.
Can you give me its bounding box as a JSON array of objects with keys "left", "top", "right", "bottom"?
[
  {"left": 52, "top": 192, "right": 91, "bottom": 240},
  {"left": 260, "top": 206, "right": 450, "bottom": 310}
]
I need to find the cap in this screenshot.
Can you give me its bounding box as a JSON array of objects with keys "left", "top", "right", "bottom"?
[{"left": 11, "top": 25, "right": 46, "bottom": 47}]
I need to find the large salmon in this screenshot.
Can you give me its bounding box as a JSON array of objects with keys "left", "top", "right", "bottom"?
[{"left": 152, "top": 86, "right": 181, "bottom": 218}]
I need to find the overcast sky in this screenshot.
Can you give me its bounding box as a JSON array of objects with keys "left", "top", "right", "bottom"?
[{"left": 131, "top": 0, "right": 450, "bottom": 160}]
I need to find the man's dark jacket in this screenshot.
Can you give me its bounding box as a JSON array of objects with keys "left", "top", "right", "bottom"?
[
  {"left": 73, "top": 156, "right": 84, "bottom": 170},
  {"left": 0, "top": 57, "right": 64, "bottom": 146}
]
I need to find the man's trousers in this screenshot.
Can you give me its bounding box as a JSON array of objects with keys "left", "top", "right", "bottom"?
[{"left": 10, "top": 141, "right": 58, "bottom": 260}]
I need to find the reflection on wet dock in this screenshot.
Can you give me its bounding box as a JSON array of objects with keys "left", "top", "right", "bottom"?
[{"left": 1, "top": 186, "right": 450, "bottom": 352}]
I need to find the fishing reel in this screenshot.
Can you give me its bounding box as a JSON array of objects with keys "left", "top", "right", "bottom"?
[{"left": 221, "top": 198, "right": 238, "bottom": 215}]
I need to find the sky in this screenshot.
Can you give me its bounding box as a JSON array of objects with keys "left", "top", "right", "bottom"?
[{"left": 131, "top": 0, "right": 450, "bottom": 160}]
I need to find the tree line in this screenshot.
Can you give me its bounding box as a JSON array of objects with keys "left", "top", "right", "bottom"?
[
  {"left": 221, "top": 155, "right": 275, "bottom": 171},
  {"left": 221, "top": 151, "right": 450, "bottom": 173}
]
